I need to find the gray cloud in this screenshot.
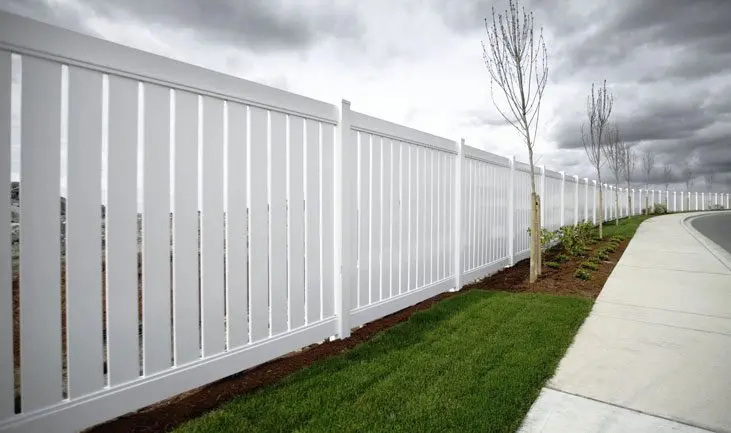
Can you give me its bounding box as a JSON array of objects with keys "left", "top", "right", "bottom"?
[{"left": 1, "top": 0, "right": 364, "bottom": 51}]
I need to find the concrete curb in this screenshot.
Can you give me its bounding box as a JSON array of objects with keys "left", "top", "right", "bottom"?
[{"left": 681, "top": 211, "right": 731, "bottom": 272}]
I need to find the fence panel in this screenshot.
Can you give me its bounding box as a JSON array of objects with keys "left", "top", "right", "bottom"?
[
  {"left": 346, "top": 109, "right": 456, "bottom": 328},
  {"left": 461, "top": 146, "right": 510, "bottom": 282}
]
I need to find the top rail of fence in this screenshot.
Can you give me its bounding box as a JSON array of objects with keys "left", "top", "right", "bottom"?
[
  {"left": 349, "top": 109, "right": 457, "bottom": 154},
  {"left": 0, "top": 10, "right": 337, "bottom": 123},
  {"left": 463, "top": 145, "right": 509, "bottom": 167}
]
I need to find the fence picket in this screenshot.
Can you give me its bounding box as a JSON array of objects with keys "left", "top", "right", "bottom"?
[
  {"left": 225, "top": 101, "right": 249, "bottom": 349},
  {"left": 288, "top": 116, "right": 305, "bottom": 329},
  {"left": 20, "top": 56, "right": 64, "bottom": 411},
  {"left": 106, "top": 75, "right": 141, "bottom": 385},
  {"left": 0, "top": 51, "right": 11, "bottom": 419},
  {"left": 305, "top": 119, "right": 321, "bottom": 323},
  {"left": 172, "top": 90, "right": 200, "bottom": 364},
  {"left": 66, "top": 66, "right": 105, "bottom": 397},
  {"left": 269, "top": 112, "right": 288, "bottom": 334},
  {"left": 141, "top": 83, "right": 172, "bottom": 373},
  {"left": 200, "top": 96, "right": 225, "bottom": 356},
  {"left": 248, "top": 107, "right": 269, "bottom": 342}
]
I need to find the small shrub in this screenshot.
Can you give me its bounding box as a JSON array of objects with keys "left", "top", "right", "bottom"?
[
  {"left": 574, "top": 268, "right": 591, "bottom": 280},
  {"left": 595, "top": 250, "right": 609, "bottom": 260},
  {"left": 557, "top": 225, "right": 587, "bottom": 257},
  {"left": 554, "top": 253, "right": 570, "bottom": 263},
  {"left": 604, "top": 244, "right": 616, "bottom": 253},
  {"left": 587, "top": 256, "right": 602, "bottom": 265},
  {"left": 545, "top": 261, "right": 561, "bottom": 269},
  {"left": 581, "top": 261, "right": 599, "bottom": 271},
  {"left": 653, "top": 203, "right": 668, "bottom": 215}
]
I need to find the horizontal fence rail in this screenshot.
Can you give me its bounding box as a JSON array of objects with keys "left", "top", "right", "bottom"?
[{"left": 1, "top": 10, "right": 730, "bottom": 433}]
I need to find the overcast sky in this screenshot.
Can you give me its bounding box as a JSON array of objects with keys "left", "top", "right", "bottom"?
[{"left": 3, "top": 0, "right": 731, "bottom": 191}]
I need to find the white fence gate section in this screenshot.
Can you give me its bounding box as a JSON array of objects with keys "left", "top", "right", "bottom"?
[{"left": 1, "top": 10, "right": 730, "bottom": 433}]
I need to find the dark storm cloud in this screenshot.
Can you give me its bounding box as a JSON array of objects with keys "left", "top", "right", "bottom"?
[{"left": 1, "top": 0, "right": 364, "bottom": 51}]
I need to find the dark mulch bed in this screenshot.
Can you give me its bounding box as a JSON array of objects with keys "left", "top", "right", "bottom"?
[
  {"left": 464, "top": 238, "right": 629, "bottom": 299},
  {"left": 78, "top": 237, "right": 629, "bottom": 432}
]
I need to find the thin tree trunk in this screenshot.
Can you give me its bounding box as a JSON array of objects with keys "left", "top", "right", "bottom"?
[
  {"left": 598, "top": 189, "right": 604, "bottom": 239},
  {"left": 528, "top": 147, "right": 539, "bottom": 283}
]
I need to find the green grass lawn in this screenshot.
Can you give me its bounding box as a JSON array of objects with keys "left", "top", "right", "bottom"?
[
  {"left": 602, "top": 214, "right": 653, "bottom": 238},
  {"left": 174, "top": 291, "right": 592, "bottom": 433}
]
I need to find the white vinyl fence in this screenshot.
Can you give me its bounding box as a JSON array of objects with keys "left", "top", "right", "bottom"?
[{"left": 1, "top": 11, "right": 730, "bottom": 433}]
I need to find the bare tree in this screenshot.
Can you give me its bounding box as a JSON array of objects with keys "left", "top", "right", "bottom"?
[
  {"left": 603, "top": 124, "right": 623, "bottom": 225},
  {"left": 482, "top": 0, "right": 548, "bottom": 282},
  {"left": 581, "top": 80, "right": 613, "bottom": 238},
  {"left": 682, "top": 156, "right": 696, "bottom": 209},
  {"left": 641, "top": 150, "right": 656, "bottom": 213},
  {"left": 622, "top": 143, "right": 637, "bottom": 216},
  {"left": 662, "top": 163, "right": 674, "bottom": 190},
  {"left": 704, "top": 170, "right": 715, "bottom": 191},
  {"left": 704, "top": 169, "right": 716, "bottom": 207}
]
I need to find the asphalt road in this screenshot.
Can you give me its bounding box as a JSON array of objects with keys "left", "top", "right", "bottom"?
[{"left": 690, "top": 212, "right": 731, "bottom": 254}]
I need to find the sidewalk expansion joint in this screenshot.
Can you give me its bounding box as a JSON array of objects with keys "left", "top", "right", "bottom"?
[{"left": 542, "top": 386, "right": 723, "bottom": 433}]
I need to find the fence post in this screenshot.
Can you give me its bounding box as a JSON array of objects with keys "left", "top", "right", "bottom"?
[
  {"left": 695, "top": 192, "right": 698, "bottom": 210},
  {"left": 673, "top": 191, "right": 677, "bottom": 212},
  {"left": 559, "top": 171, "right": 565, "bottom": 226},
  {"left": 508, "top": 155, "right": 516, "bottom": 266},
  {"left": 453, "top": 138, "right": 464, "bottom": 291},
  {"left": 586, "top": 180, "right": 590, "bottom": 221},
  {"left": 573, "top": 175, "right": 579, "bottom": 225},
  {"left": 592, "top": 180, "right": 597, "bottom": 224},
  {"left": 702, "top": 192, "right": 705, "bottom": 210},
  {"left": 334, "top": 99, "right": 351, "bottom": 339}
]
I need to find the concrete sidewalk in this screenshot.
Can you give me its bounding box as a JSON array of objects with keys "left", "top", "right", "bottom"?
[{"left": 519, "top": 212, "right": 731, "bottom": 433}]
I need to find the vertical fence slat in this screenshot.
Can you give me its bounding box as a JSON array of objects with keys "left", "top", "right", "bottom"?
[
  {"left": 20, "top": 56, "right": 63, "bottom": 411},
  {"left": 418, "top": 147, "right": 427, "bottom": 287},
  {"left": 200, "top": 96, "right": 225, "bottom": 356},
  {"left": 349, "top": 129, "right": 359, "bottom": 311},
  {"left": 427, "top": 151, "right": 435, "bottom": 283},
  {"left": 269, "top": 112, "right": 287, "bottom": 334},
  {"left": 0, "top": 51, "right": 11, "bottom": 419},
  {"left": 305, "top": 119, "right": 321, "bottom": 322},
  {"left": 172, "top": 90, "right": 200, "bottom": 364},
  {"left": 248, "top": 107, "right": 269, "bottom": 342},
  {"left": 66, "top": 66, "right": 104, "bottom": 397},
  {"left": 141, "top": 83, "right": 171, "bottom": 373},
  {"left": 438, "top": 153, "right": 445, "bottom": 280},
  {"left": 370, "top": 136, "right": 381, "bottom": 302},
  {"left": 391, "top": 141, "right": 401, "bottom": 295},
  {"left": 399, "top": 142, "right": 408, "bottom": 294},
  {"left": 358, "top": 133, "right": 370, "bottom": 306},
  {"left": 225, "top": 102, "right": 248, "bottom": 348},
  {"left": 382, "top": 139, "right": 392, "bottom": 298},
  {"left": 106, "top": 75, "right": 140, "bottom": 385},
  {"left": 409, "top": 144, "right": 418, "bottom": 290},
  {"left": 321, "top": 124, "right": 335, "bottom": 319},
  {"left": 288, "top": 117, "right": 305, "bottom": 328}
]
